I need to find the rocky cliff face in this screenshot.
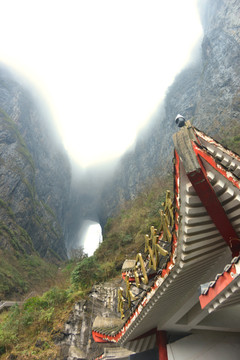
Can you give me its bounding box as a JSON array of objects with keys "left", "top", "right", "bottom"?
[
  {"left": 56, "top": 279, "right": 122, "bottom": 360},
  {"left": 53, "top": 1, "right": 240, "bottom": 358},
  {"left": 0, "top": 66, "right": 71, "bottom": 260},
  {"left": 70, "top": 0, "right": 240, "bottom": 234},
  {"left": 194, "top": 0, "right": 240, "bottom": 129}
]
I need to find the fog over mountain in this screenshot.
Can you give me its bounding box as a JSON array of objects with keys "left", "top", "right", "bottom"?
[
  {"left": 0, "top": 0, "right": 202, "bottom": 169},
  {"left": 68, "top": 0, "right": 240, "bottom": 253},
  {"left": 0, "top": 0, "right": 239, "bottom": 258}
]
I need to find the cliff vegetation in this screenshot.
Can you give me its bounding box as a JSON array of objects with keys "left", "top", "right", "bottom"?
[
  {"left": 0, "top": 174, "right": 172, "bottom": 359},
  {"left": 0, "top": 66, "right": 72, "bottom": 299}
]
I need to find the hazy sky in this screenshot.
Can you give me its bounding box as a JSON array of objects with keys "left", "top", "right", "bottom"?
[
  {"left": 0, "top": 0, "right": 202, "bottom": 167},
  {"left": 81, "top": 221, "right": 103, "bottom": 256}
]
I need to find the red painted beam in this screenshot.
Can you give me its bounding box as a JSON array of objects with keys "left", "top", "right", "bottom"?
[
  {"left": 92, "top": 331, "right": 111, "bottom": 343},
  {"left": 122, "top": 272, "right": 136, "bottom": 282},
  {"left": 156, "top": 331, "right": 168, "bottom": 360},
  {"left": 188, "top": 142, "right": 240, "bottom": 257}
]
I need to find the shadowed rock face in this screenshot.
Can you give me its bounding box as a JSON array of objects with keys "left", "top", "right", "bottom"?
[
  {"left": 3, "top": 0, "right": 236, "bottom": 256},
  {"left": 69, "top": 0, "right": 240, "bottom": 236},
  {"left": 0, "top": 66, "right": 71, "bottom": 260},
  {"left": 56, "top": 279, "right": 122, "bottom": 360},
  {"left": 59, "top": 2, "right": 240, "bottom": 358}
]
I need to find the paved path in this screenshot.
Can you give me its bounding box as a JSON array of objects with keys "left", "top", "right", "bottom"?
[
  {"left": 0, "top": 292, "right": 38, "bottom": 312},
  {"left": 0, "top": 300, "right": 23, "bottom": 312}
]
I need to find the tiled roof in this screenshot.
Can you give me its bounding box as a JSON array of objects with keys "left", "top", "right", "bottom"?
[
  {"left": 200, "top": 255, "right": 240, "bottom": 296},
  {"left": 122, "top": 259, "right": 136, "bottom": 271},
  {"left": 199, "top": 255, "right": 240, "bottom": 310},
  {"left": 195, "top": 129, "right": 240, "bottom": 180},
  {"left": 92, "top": 125, "right": 240, "bottom": 350}
]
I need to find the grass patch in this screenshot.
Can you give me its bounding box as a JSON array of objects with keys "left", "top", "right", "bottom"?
[
  {"left": 0, "top": 250, "right": 59, "bottom": 299},
  {"left": 0, "top": 286, "right": 80, "bottom": 358},
  {"left": 0, "top": 222, "right": 26, "bottom": 254},
  {"left": 0, "top": 174, "right": 173, "bottom": 358},
  {"left": 0, "top": 108, "right": 35, "bottom": 171},
  {"left": 95, "top": 175, "right": 173, "bottom": 270},
  {"left": 0, "top": 198, "right": 15, "bottom": 219},
  {"left": 0, "top": 257, "right": 87, "bottom": 359}
]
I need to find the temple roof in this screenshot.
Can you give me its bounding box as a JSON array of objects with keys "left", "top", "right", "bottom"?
[
  {"left": 199, "top": 255, "right": 240, "bottom": 312},
  {"left": 92, "top": 123, "right": 240, "bottom": 353}
]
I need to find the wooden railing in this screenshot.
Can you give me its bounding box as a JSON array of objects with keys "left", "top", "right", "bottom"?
[{"left": 118, "top": 191, "right": 174, "bottom": 319}]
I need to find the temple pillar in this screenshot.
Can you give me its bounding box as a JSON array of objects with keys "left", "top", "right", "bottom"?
[{"left": 156, "top": 330, "right": 168, "bottom": 360}]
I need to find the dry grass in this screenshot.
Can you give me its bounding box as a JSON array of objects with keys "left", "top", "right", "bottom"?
[{"left": 95, "top": 174, "right": 173, "bottom": 270}]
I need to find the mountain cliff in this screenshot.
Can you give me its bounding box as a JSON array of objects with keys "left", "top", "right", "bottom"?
[
  {"left": 1, "top": 0, "right": 239, "bottom": 261},
  {"left": 0, "top": 66, "right": 71, "bottom": 261},
  {"left": 69, "top": 0, "right": 240, "bottom": 237},
  {"left": 0, "top": 0, "right": 239, "bottom": 358}
]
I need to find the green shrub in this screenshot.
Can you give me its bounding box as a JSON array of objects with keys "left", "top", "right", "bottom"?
[
  {"left": 0, "top": 287, "right": 70, "bottom": 353},
  {"left": 121, "top": 234, "right": 132, "bottom": 245},
  {"left": 0, "top": 305, "right": 20, "bottom": 351},
  {"left": 42, "top": 287, "right": 68, "bottom": 306},
  {"left": 104, "top": 217, "right": 113, "bottom": 233},
  {"left": 99, "top": 261, "right": 116, "bottom": 279},
  {"left": 71, "top": 256, "right": 102, "bottom": 289}
]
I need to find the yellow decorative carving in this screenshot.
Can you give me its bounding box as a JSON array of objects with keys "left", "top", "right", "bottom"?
[
  {"left": 163, "top": 190, "right": 174, "bottom": 230},
  {"left": 117, "top": 287, "right": 125, "bottom": 319},
  {"left": 145, "top": 225, "right": 168, "bottom": 271},
  {"left": 125, "top": 275, "right": 137, "bottom": 308},
  {"left": 159, "top": 210, "right": 172, "bottom": 242},
  {"left": 134, "top": 267, "right": 140, "bottom": 288},
  {"left": 135, "top": 253, "right": 148, "bottom": 285},
  {"left": 117, "top": 190, "right": 174, "bottom": 316},
  {"left": 145, "top": 232, "right": 158, "bottom": 271}
]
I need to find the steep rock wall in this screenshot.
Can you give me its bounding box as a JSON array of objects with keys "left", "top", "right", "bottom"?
[
  {"left": 66, "top": 0, "right": 240, "bottom": 248},
  {"left": 56, "top": 0, "right": 240, "bottom": 357},
  {"left": 56, "top": 279, "right": 122, "bottom": 360},
  {"left": 0, "top": 66, "right": 71, "bottom": 259},
  {"left": 96, "top": 0, "right": 240, "bottom": 228}
]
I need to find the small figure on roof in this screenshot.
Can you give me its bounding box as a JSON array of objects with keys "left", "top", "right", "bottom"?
[{"left": 175, "top": 114, "right": 186, "bottom": 127}]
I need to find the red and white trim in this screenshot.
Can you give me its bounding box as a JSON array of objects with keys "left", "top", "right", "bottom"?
[
  {"left": 199, "top": 256, "right": 240, "bottom": 310},
  {"left": 92, "top": 126, "right": 240, "bottom": 356}
]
